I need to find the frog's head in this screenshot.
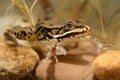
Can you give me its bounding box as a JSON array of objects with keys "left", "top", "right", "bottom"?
[{"left": 53, "top": 21, "right": 90, "bottom": 39}]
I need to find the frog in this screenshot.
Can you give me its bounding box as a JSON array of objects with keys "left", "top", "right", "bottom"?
[{"left": 4, "top": 20, "right": 90, "bottom": 62}]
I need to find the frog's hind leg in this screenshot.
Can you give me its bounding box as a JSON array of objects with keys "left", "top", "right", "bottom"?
[{"left": 4, "top": 30, "right": 21, "bottom": 47}]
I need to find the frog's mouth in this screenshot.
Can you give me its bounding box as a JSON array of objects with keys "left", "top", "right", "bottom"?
[{"left": 53, "top": 28, "right": 90, "bottom": 39}]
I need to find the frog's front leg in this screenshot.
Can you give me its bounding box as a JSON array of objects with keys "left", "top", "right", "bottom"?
[
  {"left": 43, "top": 42, "right": 66, "bottom": 63},
  {"left": 4, "top": 30, "right": 21, "bottom": 47},
  {"left": 43, "top": 43, "right": 58, "bottom": 63}
]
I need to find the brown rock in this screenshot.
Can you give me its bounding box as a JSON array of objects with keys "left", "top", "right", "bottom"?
[
  {"left": 36, "top": 55, "right": 94, "bottom": 80},
  {"left": 92, "top": 50, "right": 120, "bottom": 80},
  {"left": 0, "top": 43, "right": 40, "bottom": 79}
]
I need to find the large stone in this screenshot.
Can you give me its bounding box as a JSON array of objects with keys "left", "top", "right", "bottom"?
[
  {"left": 92, "top": 50, "right": 120, "bottom": 80},
  {"left": 0, "top": 43, "right": 39, "bottom": 79},
  {"left": 36, "top": 54, "right": 94, "bottom": 80}
]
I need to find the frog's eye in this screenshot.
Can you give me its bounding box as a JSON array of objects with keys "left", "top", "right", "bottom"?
[{"left": 66, "top": 21, "right": 74, "bottom": 28}]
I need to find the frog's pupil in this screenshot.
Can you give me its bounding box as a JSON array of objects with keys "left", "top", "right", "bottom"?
[{"left": 67, "top": 22, "right": 73, "bottom": 27}]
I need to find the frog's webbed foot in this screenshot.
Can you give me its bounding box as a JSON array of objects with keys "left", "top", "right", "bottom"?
[{"left": 43, "top": 51, "right": 58, "bottom": 63}]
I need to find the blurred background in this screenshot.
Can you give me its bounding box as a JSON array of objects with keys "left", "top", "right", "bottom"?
[{"left": 0, "top": 0, "right": 120, "bottom": 49}]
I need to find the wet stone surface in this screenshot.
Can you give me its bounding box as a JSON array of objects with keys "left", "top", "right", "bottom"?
[{"left": 0, "top": 43, "right": 39, "bottom": 80}]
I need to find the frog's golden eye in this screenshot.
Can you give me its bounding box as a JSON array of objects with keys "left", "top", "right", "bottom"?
[{"left": 66, "top": 21, "right": 74, "bottom": 28}]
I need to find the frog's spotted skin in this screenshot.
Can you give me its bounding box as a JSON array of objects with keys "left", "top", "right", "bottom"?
[
  {"left": 4, "top": 26, "right": 35, "bottom": 46},
  {"left": 4, "top": 21, "right": 90, "bottom": 62}
]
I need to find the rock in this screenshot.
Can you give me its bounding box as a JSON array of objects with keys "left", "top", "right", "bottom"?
[
  {"left": 0, "top": 42, "right": 8, "bottom": 48},
  {"left": 92, "top": 50, "right": 120, "bottom": 80},
  {"left": 0, "top": 42, "right": 40, "bottom": 79},
  {"left": 36, "top": 60, "right": 53, "bottom": 80},
  {"left": 36, "top": 58, "right": 94, "bottom": 80}
]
